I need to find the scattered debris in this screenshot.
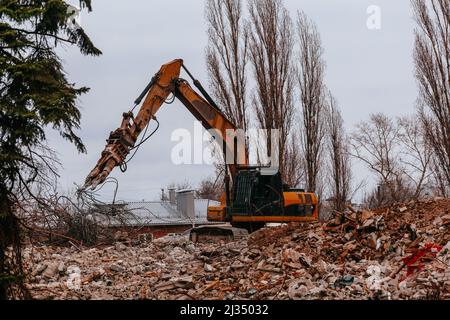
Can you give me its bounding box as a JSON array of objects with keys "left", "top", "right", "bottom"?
[
  {"left": 334, "top": 275, "right": 354, "bottom": 289},
  {"left": 23, "top": 198, "right": 450, "bottom": 300}
]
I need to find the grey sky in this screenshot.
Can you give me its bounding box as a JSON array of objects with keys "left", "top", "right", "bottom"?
[{"left": 50, "top": 0, "right": 417, "bottom": 202}]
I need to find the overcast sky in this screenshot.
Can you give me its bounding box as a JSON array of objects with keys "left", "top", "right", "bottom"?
[{"left": 50, "top": 0, "right": 418, "bottom": 202}]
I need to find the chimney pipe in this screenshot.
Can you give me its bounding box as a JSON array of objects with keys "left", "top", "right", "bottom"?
[
  {"left": 169, "top": 189, "right": 176, "bottom": 205},
  {"left": 177, "top": 190, "right": 195, "bottom": 219}
]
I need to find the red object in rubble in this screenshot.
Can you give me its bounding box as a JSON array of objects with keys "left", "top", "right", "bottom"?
[{"left": 401, "top": 243, "right": 443, "bottom": 279}]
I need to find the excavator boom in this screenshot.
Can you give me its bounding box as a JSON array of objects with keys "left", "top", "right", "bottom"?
[{"left": 83, "top": 59, "right": 246, "bottom": 190}]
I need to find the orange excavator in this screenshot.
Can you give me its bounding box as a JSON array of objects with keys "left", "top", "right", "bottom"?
[{"left": 82, "top": 59, "right": 318, "bottom": 234}]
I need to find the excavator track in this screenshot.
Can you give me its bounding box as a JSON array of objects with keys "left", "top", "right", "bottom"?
[{"left": 189, "top": 225, "right": 249, "bottom": 243}]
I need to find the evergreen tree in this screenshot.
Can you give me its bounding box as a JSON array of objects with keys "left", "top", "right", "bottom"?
[{"left": 0, "top": 0, "right": 101, "bottom": 299}]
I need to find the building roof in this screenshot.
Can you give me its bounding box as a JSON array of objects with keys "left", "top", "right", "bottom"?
[{"left": 90, "top": 199, "right": 221, "bottom": 227}]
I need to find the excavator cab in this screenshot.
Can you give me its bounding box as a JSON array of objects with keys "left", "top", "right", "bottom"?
[
  {"left": 231, "top": 167, "right": 284, "bottom": 217},
  {"left": 207, "top": 166, "right": 319, "bottom": 233}
]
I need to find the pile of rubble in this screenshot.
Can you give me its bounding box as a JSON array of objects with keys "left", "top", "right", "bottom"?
[{"left": 23, "top": 198, "right": 450, "bottom": 300}]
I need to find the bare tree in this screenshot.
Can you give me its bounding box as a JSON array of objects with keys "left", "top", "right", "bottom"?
[
  {"left": 397, "top": 116, "right": 433, "bottom": 199},
  {"left": 197, "top": 176, "right": 222, "bottom": 201},
  {"left": 296, "top": 11, "right": 327, "bottom": 194},
  {"left": 167, "top": 181, "right": 193, "bottom": 191},
  {"left": 412, "top": 0, "right": 450, "bottom": 195},
  {"left": 351, "top": 113, "right": 403, "bottom": 205},
  {"left": 326, "top": 93, "right": 351, "bottom": 212},
  {"left": 430, "top": 156, "right": 449, "bottom": 197},
  {"left": 283, "top": 134, "right": 304, "bottom": 188},
  {"left": 247, "top": 0, "right": 295, "bottom": 183},
  {"left": 206, "top": 0, "right": 249, "bottom": 132}
]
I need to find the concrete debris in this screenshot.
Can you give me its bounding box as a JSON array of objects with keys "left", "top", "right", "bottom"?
[
  {"left": 109, "top": 264, "right": 125, "bottom": 273},
  {"left": 399, "top": 207, "right": 409, "bottom": 213},
  {"left": 23, "top": 198, "right": 450, "bottom": 300},
  {"left": 42, "top": 262, "right": 59, "bottom": 280},
  {"left": 334, "top": 275, "right": 354, "bottom": 289},
  {"left": 204, "top": 264, "right": 215, "bottom": 273}
]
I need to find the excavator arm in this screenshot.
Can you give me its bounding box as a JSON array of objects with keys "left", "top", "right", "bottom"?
[{"left": 83, "top": 59, "right": 247, "bottom": 190}]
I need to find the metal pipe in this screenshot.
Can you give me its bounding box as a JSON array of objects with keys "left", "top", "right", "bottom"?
[{"left": 181, "top": 64, "right": 221, "bottom": 112}]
